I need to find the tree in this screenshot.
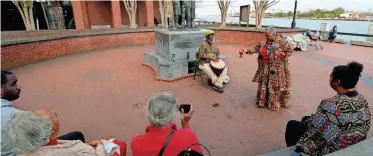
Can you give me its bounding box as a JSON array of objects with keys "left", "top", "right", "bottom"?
[
  {"left": 217, "top": 0, "right": 232, "bottom": 27},
  {"left": 158, "top": 0, "right": 172, "bottom": 28},
  {"left": 12, "top": 0, "right": 36, "bottom": 31},
  {"left": 287, "top": 11, "right": 292, "bottom": 17},
  {"left": 253, "top": 0, "right": 279, "bottom": 28},
  {"left": 51, "top": 1, "right": 65, "bottom": 29},
  {"left": 122, "top": 0, "right": 137, "bottom": 29}
]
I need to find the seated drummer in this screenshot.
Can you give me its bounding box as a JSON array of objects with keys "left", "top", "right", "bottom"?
[{"left": 197, "top": 30, "right": 228, "bottom": 93}]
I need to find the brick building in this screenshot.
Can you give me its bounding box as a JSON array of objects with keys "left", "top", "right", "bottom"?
[
  {"left": 72, "top": 1, "right": 162, "bottom": 29},
  {"left": 0, "top": 0, "right": 162, "bottom": 31}
]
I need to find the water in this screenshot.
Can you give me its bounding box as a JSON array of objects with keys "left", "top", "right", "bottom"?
[{"left": 197, "top": 15, "right": 373, "bottom": 42}]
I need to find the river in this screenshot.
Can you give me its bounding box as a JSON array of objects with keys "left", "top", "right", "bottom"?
[{"left": 197, "top": 15, "right": 373, "bottom": 42}]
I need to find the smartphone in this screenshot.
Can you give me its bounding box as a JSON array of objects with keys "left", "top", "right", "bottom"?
[{"left": 179, "top": 104, "right": 191, "bottom": 113}]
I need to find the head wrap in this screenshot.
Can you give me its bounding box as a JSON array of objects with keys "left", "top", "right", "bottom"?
[{"left": 205, "top": 30, "right": 214, "bottom": 37}]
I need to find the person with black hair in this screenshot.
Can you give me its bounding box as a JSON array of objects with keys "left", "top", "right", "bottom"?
[
  {"left": 1, "top": 70, "right": 86, "bottom": 156},
  {"left": 328, "top": 26, "right": 338, "bottom": 43},
  {"left": 1, "top": 70, "right": 22, "bottom": 124},
  {"left": 284, "top": 62, "right": 371, "bottom": 156},
  {"left": 154, "top": 17, "right": 159, "bottom": 26}
]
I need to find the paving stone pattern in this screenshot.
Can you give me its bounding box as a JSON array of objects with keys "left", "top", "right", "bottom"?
[{"left": 11, "top": 43, "right": 373, "bottom": 156}]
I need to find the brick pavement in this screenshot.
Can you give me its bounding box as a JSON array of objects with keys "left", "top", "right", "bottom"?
[{"left": 10, "top": 43, "right": 373, "bottom": 156}]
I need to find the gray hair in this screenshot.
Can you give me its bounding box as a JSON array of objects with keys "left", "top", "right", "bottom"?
[
  {"left": 2, "top": 111, "right": 53, "bottom": 155},
  {"left": 265, "top": 26, "right": 277, "bottom": 36},
  {"left": 147, "top": 93, "right": 178, "bottom": 127}
]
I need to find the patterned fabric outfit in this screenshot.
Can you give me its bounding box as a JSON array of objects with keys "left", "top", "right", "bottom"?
[
  {"left": 249, "top": 37, "right": 292, "bottom": 110},
  {"left": 198, "top": 40, "right": 228, "bottom": 88},
  {"left": 296, "top": 91, "right": 371, "bottom": 156}
]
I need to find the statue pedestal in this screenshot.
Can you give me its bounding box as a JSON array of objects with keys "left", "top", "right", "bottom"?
[{"left": 144, "top": 29, "right": 205, "bottom": 79}]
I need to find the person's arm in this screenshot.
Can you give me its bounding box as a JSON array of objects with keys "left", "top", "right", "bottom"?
[
  {"left": 296, "top": 99, "right": 339, "bottom": 155},
  {"left": 216, "top": 48, "right": 221, "bottom": 58},
  {"left": 77, "top": 141, "right": 107, "bottom": 156},
  {"left": 94, "top": 144, "right": 108, "bottom": 156},
  {"left": 275, "top": 39, "right": 292, "bottom": 59},
  {"left": 86, "top": 140, "right": 107, "bottom": 156},
  {"left": 198, "top": 43, "right": 217, "bottom": 61},
  {"left": 248, "top": 40, "right": 265, "bottom": 54},
  {"left": 181, "top": 105, "right": 194, "bottom": 129}
]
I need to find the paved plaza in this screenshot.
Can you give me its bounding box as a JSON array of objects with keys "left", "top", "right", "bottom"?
[{"left": 11, "top": 43, "right": 373, "bottom": 156}]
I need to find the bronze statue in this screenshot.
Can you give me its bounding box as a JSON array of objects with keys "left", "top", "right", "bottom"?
[
  {"left": 170, "top": 0, "right": 181, "bottom": 29},
  {"left": 169, "top": 0, "right": 196, "bottom": 30}
]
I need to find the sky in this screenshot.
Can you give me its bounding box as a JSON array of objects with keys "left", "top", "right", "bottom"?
[{"left": 196, "top": 0, "right": 373, "bottom": 15}]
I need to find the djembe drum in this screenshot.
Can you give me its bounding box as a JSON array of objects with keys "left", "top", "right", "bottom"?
[{"left": 209, "top": 60, "right": 226, "bottom": 77}]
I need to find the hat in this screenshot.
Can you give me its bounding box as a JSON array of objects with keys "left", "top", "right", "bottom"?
[{"left": 205, "top": 30, "right": 214, "bottom": 37}]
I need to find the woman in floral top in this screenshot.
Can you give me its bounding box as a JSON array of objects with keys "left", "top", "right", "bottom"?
[{"left": 286, "top": 62, "right": 371, "bottom": 156}]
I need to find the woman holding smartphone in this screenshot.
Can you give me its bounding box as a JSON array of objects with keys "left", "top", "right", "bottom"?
[{"left": 131, "top": 93, "right": 203, "bottom": 156}]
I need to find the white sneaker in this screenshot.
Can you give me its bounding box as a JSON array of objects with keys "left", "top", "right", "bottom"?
[{"left": 223, "top": 76, "right": 230, "bottom": 84}]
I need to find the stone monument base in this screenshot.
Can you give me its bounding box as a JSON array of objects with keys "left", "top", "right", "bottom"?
[
  {"left": 144, "top": 52, "right": 189, "bottom": 79},
  {"left": 144, "top": 29, "right": 206, "bottom": 80}
]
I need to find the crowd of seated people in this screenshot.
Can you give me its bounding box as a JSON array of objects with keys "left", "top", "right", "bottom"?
[
  {"left": 1, "top": 71, "right": 203, "bottom": 156},
  {"left": 1, "top": 61, "right": 370, "bottom": 156}
]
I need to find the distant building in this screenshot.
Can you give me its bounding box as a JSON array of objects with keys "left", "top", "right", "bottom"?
[
  {"left": 1, "top": 1, "right": 159, "bottom": 31},
  {"left": 352, "top": 12, "right": 360, "bottom": 19},
  {"left": 340, "top": 13, "right": 353, "bottom": 18}
]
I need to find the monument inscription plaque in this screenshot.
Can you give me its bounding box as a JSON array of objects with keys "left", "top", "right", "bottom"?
[{"left": 155, "top": 29, "right": 205, "bottom": 61}]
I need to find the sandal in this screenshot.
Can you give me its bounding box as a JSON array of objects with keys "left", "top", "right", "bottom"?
[{"left": 213, "top": 86, "right": 224, "bottom": 93}]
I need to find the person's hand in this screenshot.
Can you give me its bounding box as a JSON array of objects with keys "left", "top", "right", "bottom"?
[
  {"left": 245, "top": 49, "right": 250, "bottom": 54},
  {"left": 239, "top": 49, "right": 244, "bottom": 58},
  {"left": 88, "top": 140, "right": 102, "bottom": 147},
  {"left": 239, "top": 49, "right": 244, "bottom": 54},
  {"left": 211, "top": 57, "right": 219, "bottom": 62},
  {"left": 272, "top": 43, "right": 280, "bottom": 50},
  {"left": 181, "top": 105, "right": 194, "bottom": 125}
]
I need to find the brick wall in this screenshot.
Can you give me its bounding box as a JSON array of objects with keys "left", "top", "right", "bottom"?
[
  {"left": 215, "top": 31, "right": 266, "bottom": 45},
  {"left": 86, "top": 1, "right": 112, "bottom": 26},
  {"left": 110, "top": 0, "right": 122, "bottom": 29},
  {"left": 153, "top": 2, "right": 161, "bottom": 25},
  {"left": 71, "top": 1, "right": 85, "bottom": 29},
  {"left": 137, "top": 1, "right": 146, "bottom": 27},
  {"left": 145, "top": 1, "right": 155, "bottom": 27},
  {"left": 1, "top": 32, "right": 155, "bottom": 70},
  {"left": 1, "top": 30, "right": 303, "bottom": 70}
]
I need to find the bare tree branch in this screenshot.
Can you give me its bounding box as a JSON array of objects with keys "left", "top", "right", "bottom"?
[
  {"left": 217, "top": 0, "right": 235, "bottom": 27},
  {"left": 122, "top": 0, "right": 137, "bottom": 28},
  {"left": 253, "top": 0, "right": 279, "bottom": 28},
  {"left": 12, "top": 0, "right": 36, "bottom": 31}
]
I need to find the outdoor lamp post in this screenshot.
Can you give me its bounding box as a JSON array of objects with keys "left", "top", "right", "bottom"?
[{"left": 291, "top": 0, "right": 298, "bottom": 28}]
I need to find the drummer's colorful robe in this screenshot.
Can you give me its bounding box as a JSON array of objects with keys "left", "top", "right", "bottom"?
[{"left": 249, "top": 37, "right": 292, "bottom": 111}]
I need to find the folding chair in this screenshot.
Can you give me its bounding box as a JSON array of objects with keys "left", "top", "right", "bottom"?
[{"left": 193, "top": 52, "right": 205, "bottom": 86}]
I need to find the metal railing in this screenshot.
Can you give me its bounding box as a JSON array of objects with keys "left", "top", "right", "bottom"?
[{"left": 194, "top": 19, "right": 373, "bottom": 38}]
